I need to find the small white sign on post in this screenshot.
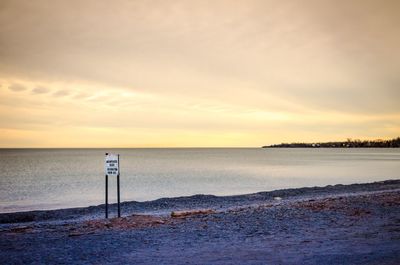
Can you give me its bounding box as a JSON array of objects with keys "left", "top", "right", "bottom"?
[
  {"left": 104, "top": 153, "right": 121, "bottom": 218},
  {"left": 105, "top": 153, "right": 119, "bottom": 177}
]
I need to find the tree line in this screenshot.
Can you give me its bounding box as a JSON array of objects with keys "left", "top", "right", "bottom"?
[{"left": 262, "top": 137, "right": 400, "bottom": 148}]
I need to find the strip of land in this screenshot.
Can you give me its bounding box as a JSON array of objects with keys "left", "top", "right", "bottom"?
[
  {"left": 262, "top": 137, "right": 400, "bottom": 148},
  {"left": 1, "top": 180, "right": 399, "bottom": 264}
]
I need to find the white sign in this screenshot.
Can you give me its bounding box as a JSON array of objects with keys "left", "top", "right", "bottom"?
[{"left": 105, "top": 153, "right": 119, "bottom": 176}]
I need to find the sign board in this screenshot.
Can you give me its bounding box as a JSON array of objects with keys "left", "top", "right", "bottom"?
[
  {"left": 104, "top": 153, "right": 121, "bottom": 218},
  {"left": 105, "top": 153, "right": 119, "bottom": 176}
]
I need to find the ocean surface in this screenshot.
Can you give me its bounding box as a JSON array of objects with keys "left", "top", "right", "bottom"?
[{"left": 0, "top": 148, "right": 399, "bottom": 213}]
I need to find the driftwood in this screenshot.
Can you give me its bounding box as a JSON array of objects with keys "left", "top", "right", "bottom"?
[{"left": 171, "top": 209, "right": 215, "bottom": 218}]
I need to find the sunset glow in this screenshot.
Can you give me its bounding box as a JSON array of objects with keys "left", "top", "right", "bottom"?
[{"left": 1, "top": 0, "right": 399, "bottom": 147}]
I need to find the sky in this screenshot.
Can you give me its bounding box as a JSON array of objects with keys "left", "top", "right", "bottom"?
[{"left": 0, "top": 0, "right": 399, "bottom": 147}]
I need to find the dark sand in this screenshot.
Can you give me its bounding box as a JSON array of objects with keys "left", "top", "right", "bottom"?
[{"left": 1, "top": 180, "right": 399, "bottom": 264}]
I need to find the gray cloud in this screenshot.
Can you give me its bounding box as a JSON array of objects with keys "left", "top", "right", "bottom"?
[
  {"left": 32, "top": 86, "right": 49, "bottom": 94},
  {"left": 8, "top": 83, "right": 26, "bottom": 92},
  {"left": 0, "top": 0, "right": 399, "bottom": 115},
  {"left": 53, "top": 89, "right": 70, "bottom": 97},
  {"left": 72, "top": 92, "right": 91, "bottom": 100}
]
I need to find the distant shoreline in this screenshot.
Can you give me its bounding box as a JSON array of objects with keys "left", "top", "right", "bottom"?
[{"left": 262, "top": 137, "right": 400, "bottom": 148}]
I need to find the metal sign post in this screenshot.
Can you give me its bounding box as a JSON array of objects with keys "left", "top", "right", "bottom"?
[
  {"left": 117, "top": 154, "right": 121, "bottom": 218},
  {"left": 104, "top": 153, "right": 121, "bottom": 218},
  {"left": 105, "top": 173, "right": 108, "bottom": 218}
]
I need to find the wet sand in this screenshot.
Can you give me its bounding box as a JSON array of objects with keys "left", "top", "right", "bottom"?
[{"left": 1, "top": 180, "right": 399, "bottom": 264}]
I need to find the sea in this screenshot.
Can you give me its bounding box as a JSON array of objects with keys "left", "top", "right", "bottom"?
[{"left": 0, "top": 148, "right": 399, "bottom": 213}]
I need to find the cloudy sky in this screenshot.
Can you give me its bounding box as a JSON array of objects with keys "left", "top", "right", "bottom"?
[{"left": 0, "top": 0, "right": 399, "bottom": 147}]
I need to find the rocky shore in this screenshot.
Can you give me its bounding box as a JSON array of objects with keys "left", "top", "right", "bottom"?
[{"left": 1, "top": 180, "right": 399, "bottom": 264}]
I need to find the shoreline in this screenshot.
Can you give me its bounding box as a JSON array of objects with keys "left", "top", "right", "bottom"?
[
  {"left": 1, "top": 179, "right": 399, "bottom": 264},
  {"left": 1, "top": 179, "right": 399, "bottom": 224},
  {"left": 262, "top": 137, "right": 400, "bottom": 148}
]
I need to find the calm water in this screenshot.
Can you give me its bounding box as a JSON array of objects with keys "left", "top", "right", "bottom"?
[{"left": 0, "top": 148, "right": 399, "bottom": 213}]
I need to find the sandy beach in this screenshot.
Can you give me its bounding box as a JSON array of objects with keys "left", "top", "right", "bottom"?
[{"left": 1, "top": 180, "right": 399, "bottom": 264}]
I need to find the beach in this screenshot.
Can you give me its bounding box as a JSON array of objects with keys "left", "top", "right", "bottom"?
[
  {"left": 2, "top": 1, "right": 400, "bottom": 264},
  {"left": 1, "top": 179, "right": 399, "bottom": 264}
]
